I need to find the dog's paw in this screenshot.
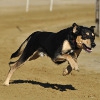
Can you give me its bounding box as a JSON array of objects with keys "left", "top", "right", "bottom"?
[
  {"left": 3, "top": 82, "right": 9, "bottom": 86},
  {"left": 62, "top": 68, "right": 68, "bottom": 76},
  {"left": 74, "top": 67, "right": 79, "bottom": 72},
  {"left": 72, "top": 63, "right": 79, "bottom": 71},
  {"left": 62, "top": 65, "right": 72, "bottom": 76}
]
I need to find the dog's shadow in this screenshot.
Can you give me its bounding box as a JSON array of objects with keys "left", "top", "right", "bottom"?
[{"left": 10, "top": 80, "right": 76, "bottom": 91}]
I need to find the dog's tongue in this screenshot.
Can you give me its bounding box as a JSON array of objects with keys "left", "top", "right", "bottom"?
[{"left": 86, "top": 48, "right": 92, "bottom": 53}]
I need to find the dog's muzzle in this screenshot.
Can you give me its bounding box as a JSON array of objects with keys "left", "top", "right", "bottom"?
[
  {"left": 82, "top": 44, "right": 92, "bottom": 53},
  {"left": 83, "top": 42, "right": 96, "bottom": 53}
]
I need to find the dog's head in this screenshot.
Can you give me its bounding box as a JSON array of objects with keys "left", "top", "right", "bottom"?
[{"left": 75, "top": 25, "right": 96, "bottom": 53}]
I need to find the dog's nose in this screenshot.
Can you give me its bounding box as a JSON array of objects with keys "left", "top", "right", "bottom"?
[{"left": 91, "top": 43, "right": 96, "bottom": 48}]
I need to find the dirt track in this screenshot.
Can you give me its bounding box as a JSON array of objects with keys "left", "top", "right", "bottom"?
[{"left": 0, "top": 1, "right": 100, "bottom": 100}]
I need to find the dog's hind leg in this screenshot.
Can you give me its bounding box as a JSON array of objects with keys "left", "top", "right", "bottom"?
[
  {"left": 3, "top": 60, "right": 23, "bottom": 86},
  {"left": 4, "top": 57, "right": 33, "bottom": 86},
  {"left": 4, "top": 46, "right": 37, "bottom": 86},
  {"left": 3, "top": 55, "right": 31, "bottom": 86},
  {"left": 29, "top": 50, "right": 40, "bottom": 61}
]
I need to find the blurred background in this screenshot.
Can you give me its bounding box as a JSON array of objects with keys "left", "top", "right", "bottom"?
[
  {"left": 0, "top": 0, "right": 95, "bottom": 7},
  {"left": 0, "top": 0, "right": 96, "bottom": 32}
]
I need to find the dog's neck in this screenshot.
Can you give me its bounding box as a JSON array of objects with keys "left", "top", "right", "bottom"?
[{"left": 68, "top": 35, "right": 79, "bottom": 50}]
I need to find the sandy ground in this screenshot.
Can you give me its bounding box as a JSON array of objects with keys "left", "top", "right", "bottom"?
[{"left": 0, "top": 1, "right": 100, "bottom": 100}]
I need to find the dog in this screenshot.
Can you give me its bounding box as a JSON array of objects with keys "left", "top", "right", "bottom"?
[{"left": 3, "top": 23, "right": 96, "bottom": 86}]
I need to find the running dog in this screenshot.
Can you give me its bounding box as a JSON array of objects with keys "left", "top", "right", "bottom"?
[{"left": 4, "top": 23, "right": 96, "bottom": 86}]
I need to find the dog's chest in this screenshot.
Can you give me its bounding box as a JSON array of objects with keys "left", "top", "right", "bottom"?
[{"left": 62, "top": 40, "right": 71, "bottom": 54}]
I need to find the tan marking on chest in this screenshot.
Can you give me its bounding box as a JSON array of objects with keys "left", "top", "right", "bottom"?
[
  {"left": 92, "top": 33, "right": 94, "bottom": 36},
  {"left": 62, "top": 40, "right": 71, "bottom": 54}
]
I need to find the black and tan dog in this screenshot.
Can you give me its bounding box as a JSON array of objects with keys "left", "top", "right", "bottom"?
[{"left": 4, "top": 23, "right": 96, "bottom": 86}]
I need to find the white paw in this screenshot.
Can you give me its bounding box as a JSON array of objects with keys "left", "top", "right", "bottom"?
[
  {"left": 63, "top": 68, "right": 68, "bottom": 76},
  {"left": 74, "top": 67, "right": 79, "bottom": 72},
  {"left": 3, "top": 82, "right": 9, "bottom": 86}
]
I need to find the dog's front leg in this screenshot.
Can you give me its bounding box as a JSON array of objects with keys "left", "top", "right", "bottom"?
[
  {"left": 73, "top": 49, "right": 82, "bottom": 62},
  {"left": 63, "top": 54, "right": 79, "bottom": 75},
  {"left": 64, "top": 54, "right": 79, "bottom": 70},
  {"left": 63, "top": 65, "right": 72, "bottom": 75}
]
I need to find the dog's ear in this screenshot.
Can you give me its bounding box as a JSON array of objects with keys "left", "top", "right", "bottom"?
[
  {"left": 72, "top": 23, "right": 80, "bottom": 34},
  {"left": 90, "top": 26, "right": 95, "bottom": 32},
  {"left": 72, "top": 23, "right": 78, "bottom": 27}
]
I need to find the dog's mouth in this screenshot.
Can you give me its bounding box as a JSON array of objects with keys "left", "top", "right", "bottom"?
[{"left": 82, "top": 44, "right": 92, "bottom": 53}]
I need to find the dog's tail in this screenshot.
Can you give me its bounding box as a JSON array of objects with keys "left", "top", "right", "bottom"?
[
  {"left": 10, "top": 35, "right": 31, "bottom": 59},
  {"left": 9, "top": 31, "right": 40, "bottom": 67},
  {"left": 9, "top": 35, "right": 31, "bottom": 67}
]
